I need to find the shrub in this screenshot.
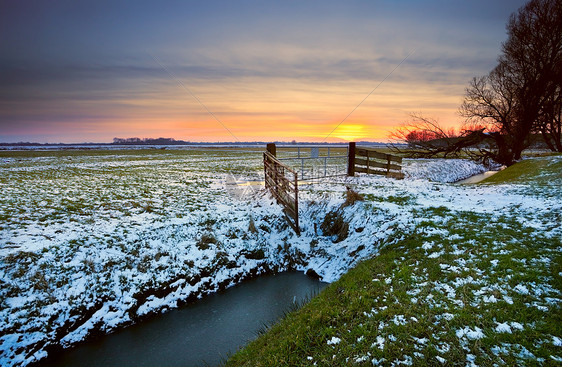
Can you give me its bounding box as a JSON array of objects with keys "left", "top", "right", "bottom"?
[
  {"left": 341, "top": 186, "right": 364, "bottom": 208},
  {"left": 196, "top": 232, "right": 217, "bottom": 250},
  {"left": 320, "top": 210, "right": 349, "bottom": 243}
]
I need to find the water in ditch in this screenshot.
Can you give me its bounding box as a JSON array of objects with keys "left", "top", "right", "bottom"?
[
  {"left": 456, "top": 170, "right": 500, "bottom": 184},
  {"left": 38, "top": 272, "right": 327, "bottom": 367}
]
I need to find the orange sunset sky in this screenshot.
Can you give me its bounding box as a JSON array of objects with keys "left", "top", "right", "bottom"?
[{"left": 0, "top": 0, "right": 527, "bottom": 143}]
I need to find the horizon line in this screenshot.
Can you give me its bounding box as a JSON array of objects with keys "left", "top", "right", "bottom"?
[{"left": 0, "top": 140, "right": 394, "bottom": 146}]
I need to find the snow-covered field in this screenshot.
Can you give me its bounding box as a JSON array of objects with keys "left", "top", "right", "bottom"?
[{"left": 0, "top": 149, "right": 560, "bottom": 366}]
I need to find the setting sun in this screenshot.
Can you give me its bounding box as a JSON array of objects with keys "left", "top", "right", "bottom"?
[
  {"left": 330, "top": 123, "right": 367, "bottom": 142},
  {"left": 1, "top": 0, "right": 522, "bottom": 145}
]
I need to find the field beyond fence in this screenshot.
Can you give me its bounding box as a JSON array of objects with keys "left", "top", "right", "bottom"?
[{"left": 1, "top": 148, "right": 560, "bottom": 367}]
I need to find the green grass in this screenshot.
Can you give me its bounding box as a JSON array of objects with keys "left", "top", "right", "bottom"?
[
  {"left": 482, "top": 153, "right": 561, "bottom": 185},
  {"left": 0, "top": 148, "right": 264, "bottom": 228},
  {"left": 2, "top": 148, "right": 560, "bottom": 365},
  {"left": 226, "top": 157, "right": 562, "bottom": 366},
  {"left": 227, "top": 214, "right": 561, "bottom": 366}
]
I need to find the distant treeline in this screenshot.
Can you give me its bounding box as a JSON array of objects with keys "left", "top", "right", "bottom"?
[
  {"left": 0, "top": 138, "right": 388, "bottom": 147},
  {"left": 111, "top": 138, "right": 391, "bottom": 146},
  {"left": 112, "top": 137, "right": 189, "bottom": 145}
]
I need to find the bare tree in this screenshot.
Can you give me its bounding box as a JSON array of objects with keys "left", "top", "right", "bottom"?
[
  {"left": 389, "top": 113, "right": 494, "bottom": 162},
  {"left": 459, "top": 62, "right": 521, "bottom": 165},
  {"left": 461, "top": 0, "right": 562, "bottom": 164},
  {"left": 502, "top": 0, "right": 562, "bottom": 154},
  {"left": 537, "top": 82, "right": 562, "bottom": 152},
  {"left": 392, "top": 0, "right": 562, "bottom": 166},
  {"left": 390, "top": 114, "right": 455, "bottom": 152}
]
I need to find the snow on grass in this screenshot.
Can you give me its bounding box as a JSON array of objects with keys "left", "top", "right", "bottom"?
[
  {"left": 495, "top": 322, "right": 512, "bottom": 333},
  {"left": 226, "top": 155, "right": 561, "bottom": 367},
  {"left": 435, "top": 355, "right": 447, "bottom": 364},
  {"left": 1, "top": 150, "right": 561, "bottom": 366},
  {"left": 456, "top": 326, "right": 485, "bottom": 340},
  {"left": 402, "top": 158, "right": 487, "bottom": 183},
  {"left": 327, "top": 336, "right": 341, "bottom": 345}
]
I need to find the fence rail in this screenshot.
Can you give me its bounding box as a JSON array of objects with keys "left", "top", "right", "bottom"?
[
  {"left": 263, "top": 150, "right": 299, "bottom": 234},
  {"left": 276, "top": 145, "right": 348, "bottom": 181},
  {"left": 262, "top": 142, "right": 403, "bottom": 234},
  {"left": 349, "top": 143, "right": 404, "bottom": 179}
]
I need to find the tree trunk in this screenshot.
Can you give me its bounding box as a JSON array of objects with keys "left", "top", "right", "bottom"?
[{"left": 490, "top": 133, "right": 515, "bottom": 166}]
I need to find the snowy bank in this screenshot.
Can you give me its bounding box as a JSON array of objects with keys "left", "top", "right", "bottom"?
[
  {"left": 402, "top": 158, "right": 487, "bottom": 183},
  {"left": 1, "top": 152, "right": 557, "bottom": 366}
]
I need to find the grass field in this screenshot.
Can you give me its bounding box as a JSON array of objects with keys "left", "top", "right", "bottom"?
[
  {"left": 1, "top": 149, "right": 560, "bottom": 366},
  {"left": 227, "top": 155, "right": 562, "bottom": 366},
  {"left": 1, "top": 148, "right": 275, "bottom": 366}
]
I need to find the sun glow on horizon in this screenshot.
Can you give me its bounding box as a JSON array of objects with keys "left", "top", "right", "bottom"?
[
  {"left": 1, "top": 76, "right": 465, "bottom": 144},
  {"left": 328, "top": 123, "right": 367, "bottom": 142}
]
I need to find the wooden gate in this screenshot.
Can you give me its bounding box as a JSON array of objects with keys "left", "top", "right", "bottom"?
[
  {"left": 276, "top": 144, "right": 349, "bottom": 180},
  {"left": 263, "top": 142, "right": 403, "bottom": 234},
  {"left": 263, "top": 146, "right": 300, "bottom": 234},
  {"left": 347, "top": 142, "right": 404, "bottom": 179}
]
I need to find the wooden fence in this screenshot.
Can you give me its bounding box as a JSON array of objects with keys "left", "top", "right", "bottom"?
[
  {"left": 348, "top": 142, "right": 404, "bottom": 179},
  {"left": 262, "top": 142, "right": 403, "bottom": 234},
  {"left": 276, "top": 144, "right": 348, "bottom": 180},
  {"left": 263, "top": 145, "right": 300, "bottom": 234}
]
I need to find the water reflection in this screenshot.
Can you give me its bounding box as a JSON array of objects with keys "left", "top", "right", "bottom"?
[
  {"left": 38, "top": 272, "right": 327, "bottom": 367},
  {"left": 456, "top": 171, "right": 500, "bottom": 184}
]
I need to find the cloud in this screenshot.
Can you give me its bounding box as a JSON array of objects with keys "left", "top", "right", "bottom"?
[{"left": 0, "top": 0, "right": 528, "bottom": 143}]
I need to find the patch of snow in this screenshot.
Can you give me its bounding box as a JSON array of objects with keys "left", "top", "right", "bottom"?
[
  {"left": 372, "top": 335, "right": 385, "bottom": 350},
  {"left": 421, "top": 242, "right": 433, "bottom": 250},
  {"left": 435, "top": 356, "right": 446, "bottom": 364},
  {"left": 510, "top": 322, "right": 524, "bottom": 331},
  {"left": 495, "top": 322, "right": 512, "bottom": 333},
  {"left": 392, "top": 355, "right": 413, "bottom": 366},
  {"left": 483, "top": 295, "right": 498, "bottom": 303},
  {"left": 391, "top": 315, "right": 408, "bottom": 326},
  {"left": 456, "top": 326, "right": 485, "bottom": 340},
  {"left": 503, "top": 295, "right": 514, "bottom": 304},
  {"left": 327, "top": 336, "right": 341, "bottom": 345},
  {"left": 515, "top": 345, "right": 535, "bottom": 360},
  {"left": 427, "top": 251, "right": 444, "bottom": 259},
  {"left": 354, "top": 355, "right": 369, "bottom": 363},
  {"left": 435, "top": 343, "right": 450, "bottom": 354},
  {"left": 466, "top": 354, "right": 478, "bottom": 367},
  {"left": 491, "top": 344, "right": 510, "bottom": 356},
  {"left": 514, "top": 284, "right": 530, "bottom": 295},
  {"left": 402, "top": 159, "right": 487, "bottom": 183}
]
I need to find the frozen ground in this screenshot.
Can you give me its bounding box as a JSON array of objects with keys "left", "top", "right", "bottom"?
[{"left": 0, "top": 150, "right": 560, "bottom": 366}]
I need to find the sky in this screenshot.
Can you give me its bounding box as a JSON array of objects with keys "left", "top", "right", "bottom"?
[{"left": 0, "top": 0, "right": 528, "bottom": 143}]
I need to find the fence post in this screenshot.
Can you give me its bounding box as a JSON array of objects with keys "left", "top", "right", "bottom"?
[
  {"left": 386, "top": 156, "right": 391, "bottom": 176},
  {"left": 266, "top": 143, "right": 277, "bottom": 193},
  {"left": 266, "top": 143, "right": 276, "bottom": 157},
  {"left": 294, "top": 171, "right": 300, "bottom": 235},
  {"left": 347, "top": 142, "right": 356, "bottom": 176},
  {"left": 263, "top": 153, "right": 268, "bottom": 190}
]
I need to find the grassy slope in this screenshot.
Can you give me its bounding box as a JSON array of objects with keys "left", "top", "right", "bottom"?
[
  {"left": 226, "top": 157, "right": 561, "bottom": 366},
  {"left": 483, "top": 153, "right": 561, "bottom": 185}
]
